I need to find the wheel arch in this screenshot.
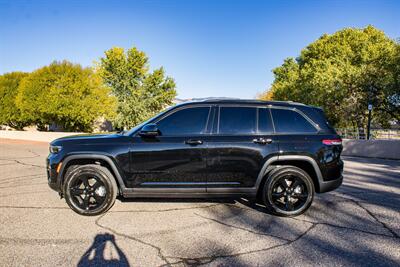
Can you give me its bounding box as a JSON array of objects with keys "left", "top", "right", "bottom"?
[
  {"left": 57, "top": 154, "right": 127, "bottom": 193},
  {"left": 255, "top": 155, "right": 323, "bottom": 194}
]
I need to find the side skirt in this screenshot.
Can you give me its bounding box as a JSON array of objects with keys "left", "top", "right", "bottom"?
[{"left": 121, "top": 187, "right": 257, "bottom": 198}]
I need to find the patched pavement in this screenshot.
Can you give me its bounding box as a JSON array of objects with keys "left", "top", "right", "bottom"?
[{"left": 0, "top": 139, "right": 399, "bottom": 266}]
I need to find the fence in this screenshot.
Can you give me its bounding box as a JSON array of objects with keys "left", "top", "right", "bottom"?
[{"left": 337, "top": 128, "right": 400, "bottom": 140}]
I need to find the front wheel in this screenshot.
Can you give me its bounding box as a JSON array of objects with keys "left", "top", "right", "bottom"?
[
  {"left": 63, "top": 164, "right": 118, "bottom": 216},
  {"left": 262, "top": 166, "right": 314, "bottom": 217}
]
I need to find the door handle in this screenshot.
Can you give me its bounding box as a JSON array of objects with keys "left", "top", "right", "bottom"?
[
  {"left": 185, "top": 139, "right": 203, "bottom": 145},
  {"left": 253, "top": 138, "right": 272, "bottom": 145}
]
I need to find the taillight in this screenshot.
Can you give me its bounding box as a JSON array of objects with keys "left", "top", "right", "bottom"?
[{"left": 322, "top": 139, "right": 342, "bottom": 145}]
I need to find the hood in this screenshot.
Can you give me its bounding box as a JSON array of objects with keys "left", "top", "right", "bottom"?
[{"left": 50, "top": 133, "right": 123, "bottom": 145}]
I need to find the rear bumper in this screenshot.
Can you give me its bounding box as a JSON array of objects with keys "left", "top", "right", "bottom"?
[
  {"left": 317, "top": 157, "right": 343, "bottom": 193},
  {"left": 318, "top": 175, "right": 343, "bottom": 193}
]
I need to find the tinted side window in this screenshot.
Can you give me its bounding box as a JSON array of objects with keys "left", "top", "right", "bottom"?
[
  {"left": 157, "top": 107, "right": 210, "bottom": 136},
  {"left": 271, "top": 109, "right": 317, "bottom": 133},
  {"left": 258, "top": 108, "right": 274, "bottom": 133},
  {"left": 219, "top": 107, "right": 256, "bottom": 134}
]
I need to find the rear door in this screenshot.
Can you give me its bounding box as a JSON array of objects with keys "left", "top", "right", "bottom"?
[{"left": 205, "top": 105, "right": 279, "bottom": 189}]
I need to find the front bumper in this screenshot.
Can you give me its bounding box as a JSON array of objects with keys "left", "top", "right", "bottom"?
[{"left": 46, "top": 156, "right": 61, "bottom": 192}]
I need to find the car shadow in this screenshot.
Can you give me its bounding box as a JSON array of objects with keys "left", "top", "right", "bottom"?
[{"left": 77, "top": 233, "right": 130, "bottom": 267}]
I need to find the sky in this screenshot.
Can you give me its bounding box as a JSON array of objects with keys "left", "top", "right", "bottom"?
[{"left": 1, "top": 0, "right": 399, "bottom": 99}]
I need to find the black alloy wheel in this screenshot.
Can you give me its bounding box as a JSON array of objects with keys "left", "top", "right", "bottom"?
[
  {"left": 270, "top": 175, "right": 309, "bottom": 212},
  {"left": 69, "top": 174, "right": 107, "bottom": 211},
  {"left": 263, "top": 166, "right": 314, "bottom": 216},
  {"left": 63, "top": 164, "right": 118, "bottom": 216}
]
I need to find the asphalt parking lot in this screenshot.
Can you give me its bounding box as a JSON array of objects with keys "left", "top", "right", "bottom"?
[{"left": 0, "top": 139, "right": 399, "bottom": 267}]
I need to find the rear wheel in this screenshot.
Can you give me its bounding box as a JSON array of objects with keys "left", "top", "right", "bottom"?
[
  {"left": 262, "top": 166, "right": 314, "bottom": 217},
  {"left": 63, "top": 164, "right": 117, "bottom": 216}
]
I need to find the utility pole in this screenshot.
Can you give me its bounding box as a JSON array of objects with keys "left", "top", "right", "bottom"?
[{"left": 367, "top": 104, "right": 372, "bottom": 140}]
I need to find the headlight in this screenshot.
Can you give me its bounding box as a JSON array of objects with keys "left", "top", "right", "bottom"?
[{"left": 49, "top": 145, "right": 62, "bottom": 154}]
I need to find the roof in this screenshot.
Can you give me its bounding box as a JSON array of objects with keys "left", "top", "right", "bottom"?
[{"left": 175, "top": 97, "right": 308, "bottom": 107}]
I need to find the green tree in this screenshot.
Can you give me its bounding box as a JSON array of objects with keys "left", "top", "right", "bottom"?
[
  {"left": 16, "top": 61, "right": 116, "bottom": 132},
  {"left": 97, "top": 47, "right": 177, "bottom": 129},
  {"left": 262, "top": 26, "right": 400, "bottom": 128},
  {"left": 0, "top": 72, "right": 29, "bottom": 129}
]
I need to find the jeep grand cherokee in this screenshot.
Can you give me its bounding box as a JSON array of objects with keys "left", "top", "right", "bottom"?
[{"left": 47, "top": 99, "right": 343, "bottom": 216}]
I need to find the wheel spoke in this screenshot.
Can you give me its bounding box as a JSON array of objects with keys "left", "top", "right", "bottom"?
[
  {"left": 291, "top": 179, "right": 302, "bottom": 189},
  {"left": 70, "top": 187, "right": 84, "bottom": 196},
  {"left": 83, "top": 195, "right": 90, "bottom": 209},
  {"left": 92, "top": 180, "right": 101, "bottom": 190},
  {"left": 272, "top": 191, "right": 284, "bottom": 199},
  {"left": 285, "top": 197, "right": 294, "bottom": 211},
  {"left": 279, "top": 179, "right": 289, "bottom": 189}
]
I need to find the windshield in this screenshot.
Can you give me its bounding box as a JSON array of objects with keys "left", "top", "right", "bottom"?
[{"left": 123, "top": 105, "right": 175, "bottom": 136}]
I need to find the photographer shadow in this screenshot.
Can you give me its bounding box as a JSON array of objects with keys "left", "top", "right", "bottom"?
[{"left": 78, "top": 233, "right": 130, "bottom": 267}]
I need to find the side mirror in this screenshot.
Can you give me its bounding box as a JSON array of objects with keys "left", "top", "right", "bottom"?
[{"left": 139, "top": 123, "right": 159, "bottom": 137}]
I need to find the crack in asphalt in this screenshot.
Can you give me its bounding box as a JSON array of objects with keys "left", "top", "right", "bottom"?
[
  {"left": 0, "top": 149, "right": 44, "bottom": 169},
  {"left": 0, "top": 176, "right": 43, "bottom": 185},
  {"left": 94, "top": 202, "right": 291, "bottom": 266},
  {"left": 94, "top": 206, "right": 317, "bottom": 267},
  {"left": 238, "top": 201, "right": 399, "bottom": 241},
  {"left": 0, "top": 190, "right": 50, "bottom": 198},
  {"left": 7, "top": 159, "right": 44, "bottom": 169},
  {"left": 332, "top": 191, "right": 375, "bottom": 197},
  {"left": 0, "top": 173, "right": 44, "bottom": 181},
  {"left": 95, "top": 213, "right": 171, "bottom": 265},
  {"left": 161, "top": 224, "right": 318, "bottom": 266},
  {"left": 0, "top": 149, "right": 42, "bottom": 160},
  {"left": 0, "top": 205, "right": 69, "bottom": 210},
  {"left": 27, "top": 149, "right": 42, "bottom": 157},
  {"left": 291, "top": 217, "right": 397, "bottom": 239},
  {"left": 0, "top": 158, "right": 44, "bottom": 168},
  {"left": 0, "top": 237, "right": 87, "bottom": 245},
  {"left": 218, "top": 202, "right": 399, "bottom": 240},
  {"left": 351, "top": 199, "right": 400, "bottom": 239},
  {"left": 0, "top": 181, "right": 47, "bottom": 189},
  {"left": 325, "top": 194, "right": 400, "bottom": 238},
  {"left": 193, "top": 212, "right": 292, "bottom": 242},
  {"left": 0, "top": 162, "right": 20, "bottom": 166}
]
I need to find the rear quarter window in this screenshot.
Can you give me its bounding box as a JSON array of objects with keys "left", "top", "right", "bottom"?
[{"left": 271, "top": 108, "right": 317, "bottom": 133}]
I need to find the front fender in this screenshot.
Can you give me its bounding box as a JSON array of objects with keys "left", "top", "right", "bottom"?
[{"left": 56, "top": 154, "right": 127, "bottom": 191}]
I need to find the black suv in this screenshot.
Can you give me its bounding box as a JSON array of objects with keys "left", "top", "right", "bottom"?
[{"left": 47, "top": 99, "right": 343, "bottom": 216}]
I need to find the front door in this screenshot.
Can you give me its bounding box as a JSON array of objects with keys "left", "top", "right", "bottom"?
[
  {"left": 128, "top": 106, "right": 212, "bottom": 190},
  {"left": 206, "top": 106, "right": 279, "bottom": 189}
]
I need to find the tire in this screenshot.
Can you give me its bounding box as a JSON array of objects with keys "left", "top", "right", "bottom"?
[
  {"left": 63, "top": 164, "right": 118, "bottom": 216},
  {"left": 262, "top": 165, "right": 314, "bottom": 217}
]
